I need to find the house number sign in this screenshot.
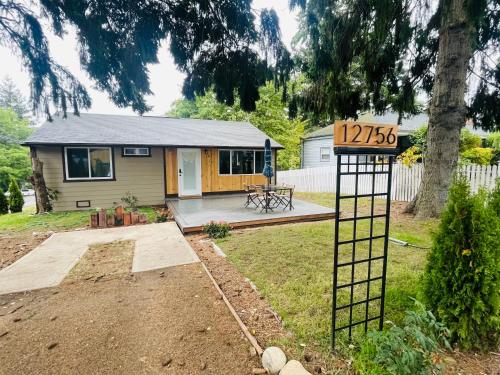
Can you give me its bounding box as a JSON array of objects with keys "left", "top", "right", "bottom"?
[{"left": 334, "top": 120, "right": 398, "bottom": 148}]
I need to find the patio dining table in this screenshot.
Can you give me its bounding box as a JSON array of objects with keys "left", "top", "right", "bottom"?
[{"left": 258, "top": 184, "right": 294, "bottom": 213}]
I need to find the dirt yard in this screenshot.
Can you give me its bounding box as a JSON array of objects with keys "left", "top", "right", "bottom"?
[
  {"left": 0, "top": 262, "right": 259, "bottom": 374},
  {"left": 0, "top": 232, "right": 51, "bottom": 270},
  {"left": 187, "top": 232, "right": 500, "bottom": 375}
]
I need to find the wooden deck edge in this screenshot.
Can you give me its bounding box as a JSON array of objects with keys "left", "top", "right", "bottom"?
[{"left": 180, "top": 212, "right": 336, "bottom": 233}]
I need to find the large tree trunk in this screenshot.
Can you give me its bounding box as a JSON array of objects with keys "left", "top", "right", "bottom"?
[
  {"left": 30, "top": 148, "right": 51, "bottom": 214},
  {"left": 409, "top": 0, "right": 473, "bottom": 219}
]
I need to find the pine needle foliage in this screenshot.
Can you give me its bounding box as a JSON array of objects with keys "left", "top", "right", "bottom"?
[
  {"left": 0, "top": 189, "right": 8, "bottom": 215},
  {"left": 8, "top": 179, "right": 24, "bottom": 213},
  {"left": 422, "top": 175, "right": 499, "bottom": 350},
  {"left": 0, "top": 1, "right": 291, "bottom": 117}
]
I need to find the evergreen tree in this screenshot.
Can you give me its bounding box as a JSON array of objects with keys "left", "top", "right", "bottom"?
[
  {"left": 0, "top": 189, "right": 8, "bottom": 215},
  {"left": 423, "top": 175, "right": 499, "bottom": 349},
  {"left": 0, "top": 1, "right": 290, "bottom": 117},
  {"left": 0, "top": 76, "right": 29, "bottom": 118},
  {"left": 291, "top": 0, "right": 500, "bottom": 218},
  {"left": 8, "top": 179, "right": 24, "bottom": 213}
]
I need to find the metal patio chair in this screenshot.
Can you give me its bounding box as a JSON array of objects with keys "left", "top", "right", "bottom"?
[
  {"left": 270, "top": 185, "right": 295, "bottom": 211},
  {"left": 244, "top": 184, "right": 261, "bottom": 208}
]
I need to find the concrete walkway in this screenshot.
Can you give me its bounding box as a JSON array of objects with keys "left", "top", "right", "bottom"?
[{"left": 0, "top": 223, "right": 199, "bottom": 295}]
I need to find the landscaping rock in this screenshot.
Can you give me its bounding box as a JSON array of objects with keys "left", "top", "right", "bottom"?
[
  {"left": 279, "top": 360, "right": 312, "bottom": 375},
  {"left": 262, "top": 347, "right": 287, "bottom": 374}
]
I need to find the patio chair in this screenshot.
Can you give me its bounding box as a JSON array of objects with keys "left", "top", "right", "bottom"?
[
  {"left": 271, "top": 185, "right": 295, "bottom": 211},
  {"left": 244, "top": 184, "right": 261, "bottom": 208},
  {"left": 253, "top": 185, "right": 269, "bottom": 212}
]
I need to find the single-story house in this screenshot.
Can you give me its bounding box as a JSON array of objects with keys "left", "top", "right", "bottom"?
[
  {"left": 24, "top": 113, "right": 281, "bottom": 211},
  {"left": 301, "top": 112, "right": 490, "bottom": 168}
]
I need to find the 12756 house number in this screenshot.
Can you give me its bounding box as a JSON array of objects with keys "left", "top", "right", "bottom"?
[{"left": 333, "top": 120, "right": 398, "bottom": 148}]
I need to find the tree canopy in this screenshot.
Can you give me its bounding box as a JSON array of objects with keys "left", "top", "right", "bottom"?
[
  {"left": 168, "top": 81, "right": 305, "bottom": 170},
  {"left": 0, "top": 1, "right": 290, "bottom": 117},
  {"left": 291, "top": 0, "right": 499, "bottom": 131},
  {"left": 0, "top": 108, "right": 32, "bottom": 191}
]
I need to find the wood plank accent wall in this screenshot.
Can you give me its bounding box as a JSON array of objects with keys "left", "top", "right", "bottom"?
[
  {"left": 165, "top": 148, "right": 269, "bottom": 195},
  {"left": 165, "top": 148, "right": 178, "bottom": 195},
  {"left": 201, "top": 148, "right": 268, "bottom": 192}
]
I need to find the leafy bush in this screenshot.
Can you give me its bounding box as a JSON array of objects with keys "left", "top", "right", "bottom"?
[
  {"left": 121, "top": 192, "right": 138, "bottom": 211},
  {"left": 486, "top": 132, "right": 500, "bottom": 150},
  {"left": 202, "top": 221, "right": 231, "bottom": 238},
  {"left": 409, "top": 125, "right": 428, "bottom": 153},
  {"left": 397, "top": 146, "right": 422, "bottom": 167},
  {"left": 459, "top": 128, "right": 482, "bottom": 152},
  {"left": 354, "top": 301, "right": 451, "bottom": 375},
  {"left": 0, "top": 189, "right": 8, "bottom": 214},
  {"left": 460, "top": 147, "right": 494, "bottom": 165},
  {"left": 423, "top": 175, "right": 499, "bottom": 350},
  {"left": 8, "top": 179, "right": 24, "bottom": 213}
]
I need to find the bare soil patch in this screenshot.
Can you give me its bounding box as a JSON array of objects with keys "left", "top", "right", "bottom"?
[
  {"left": 0, "top": 262, "right": 259, "bottom": 374},
  {"left": 0, "top": 232, "right": 51, "bottom": 270},
  {"left": 187, "top": 234, "right": 342, "bottom": 374},
  {"left": 64, "top": 240, "right": 135, "bottom": 283},
  {"left": 187, "top": 232, "right": 500, "bottom": 375}
]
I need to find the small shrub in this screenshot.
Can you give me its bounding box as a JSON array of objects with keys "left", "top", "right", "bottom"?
[
  {"left": 202, "top": 221, "right": 231, "bottom": 239},
  {"left": 121, "top": 192, "right": 138, "bottom": 211},
  {"left": 397, "top": 146, "right": 422, "bottom": 167},
  {"left": 8, "top": 179, "right": 24, "bottom": 213},
  {"left": 423, "top": 175, "right": 499, "bottom": 350},
  {"left": 460, "top": 147, "right": 494, "bottom": 165},
  {"left": 156, "top": 213, "right": 168, "bottom": 223},
  {"left": 459, "top": 128, "right": 482, "bottom": 152},
  {"left": 354, "top": 301, "right": 451, "bottom": 375},
  {"left": 0, "top": 189, "right": 8, "bottom": 214}
]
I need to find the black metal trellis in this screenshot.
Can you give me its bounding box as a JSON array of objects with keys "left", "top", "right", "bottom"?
[{"left": 332, "top": 147, "right": 396, "bottom": 351}]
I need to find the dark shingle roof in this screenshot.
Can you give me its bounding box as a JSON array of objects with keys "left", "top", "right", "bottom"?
[{"left": 25, "top": 113, "right": 282, "bottom": 148}]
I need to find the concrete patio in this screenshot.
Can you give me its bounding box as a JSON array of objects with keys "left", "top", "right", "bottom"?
[{"left": 167, "top": 194, "right": 336, "bottom": 233}]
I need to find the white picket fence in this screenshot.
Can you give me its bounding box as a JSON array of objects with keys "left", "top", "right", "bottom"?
[{"left": 277, "top": 163, "right": 499, "bottom": 202}]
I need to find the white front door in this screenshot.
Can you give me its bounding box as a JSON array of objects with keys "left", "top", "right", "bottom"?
[{"left": 177, "top": 148, "right": 202, "bottom": 197}]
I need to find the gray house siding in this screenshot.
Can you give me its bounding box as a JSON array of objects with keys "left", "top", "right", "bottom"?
[{"left": 301, "top": 136, "right": 337, "bottom": 168}]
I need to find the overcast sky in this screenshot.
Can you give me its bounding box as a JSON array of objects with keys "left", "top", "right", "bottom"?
[{"left": 0, "top": 1, "right": 298, "bottom": 117}]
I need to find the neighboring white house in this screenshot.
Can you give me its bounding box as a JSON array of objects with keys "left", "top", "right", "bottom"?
[{"left": 300, "top": 112, "right": 490, "bottom": 168}]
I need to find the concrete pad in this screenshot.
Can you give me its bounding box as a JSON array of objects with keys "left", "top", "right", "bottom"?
[
  {"left": 0, "top": 222, "right": 199, "bottom": 295},
  {"left": 131, "top": 223, "right": 199, "bottom": 273}
]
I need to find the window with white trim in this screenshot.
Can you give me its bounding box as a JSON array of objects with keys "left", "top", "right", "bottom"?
[
  {"left": 122, "top": 147, "right": 150, "bottom": 156},
  {"left": 65, "top": 147, "right": 113, "bottom": 180},
  {"left": 219, "top": 150, "right": 266, "bottom": 175},
  {"left": 320, "top": 147, "right": 331, "bottom": 162}
]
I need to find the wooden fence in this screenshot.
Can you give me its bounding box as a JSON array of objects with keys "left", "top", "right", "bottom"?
[{"left": 277, "top": 163, "right": 499, "bottom": 202}]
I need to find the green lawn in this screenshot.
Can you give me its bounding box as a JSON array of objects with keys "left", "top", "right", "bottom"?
[
  {"left": 0, "top": 206, "right": 157, "bottom": 235},
  {"left": 216, "top": 192, "right": 437, "bottom": 355}
]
